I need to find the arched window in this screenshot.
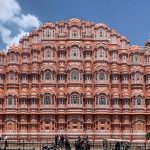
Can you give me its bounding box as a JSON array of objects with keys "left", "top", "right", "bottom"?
[
  {"left": 43, "top": 28, "right": 55, "bottom": 38},
  {"left": 69, "top": 47, "right": 81, "bottom": 60},
  {"left": 70, "top": 27, "right": 79, "bottom": 39},
  {"left": 145, "top": 56, "right": 150, "bottom": 65},
  {"left": 85, "top": 27, "right": 91, "bottom": 36},
  {"left": 43, "top": 48, "right": 54, "bottom": 60},
  {"left": 132, "top": 53, "right": 140, "bottom": 64},
  {"left": 44, "top": 95, "right": 51, "bottom": 105},
  {"left": 136, "top": 72, "right": 141, "bottom": 81},
  {"left": 95, "top": 48, "right": 107, "bottom": 60},
  {"left": 8, "top": 97, "right": 13, "bottom": 106},
  {"left": 96, "top": 95, "right": 108, "bottom": 105},
  {"left": 99, "top": 95, "right": 106, "bottom": 105},
  {"left": 6, "top": 96, "right": 17, "bottom": 107},
  {"left": 32, "top": 51, "right": 38, "bottom": 61},
  {"left": 9, "top": 72, "right": 15, "bottom": 80},
  {"left": 133, "top": 96, "right": 143, "bottom": 106},
  {"left": 132, "top": 72, "right": 142, "bottom": 83},
  {"left": 99, "top": 49, "right": 105, "bottom": 59},
  {"left": 42, "top": 94, "right": 54, "bottom": 106},
  {"left": 121, "top": 55, "right": 127, "bottom": 63},
  {"left": 46, "top": 28, "right": 51, "bottom": 37},
  {"left": 112, "top": 51, "right": 117, "bottom": 61},
  {"left": 10, "top": 52, "right": 17, "bottom": 63},
  {"left": 44, "top": 71, "right": 51, "bottom": 80},
  {"left": 99, "top": 72, "right": 105, "bottom": 80},
  {"left": 47, "top": 49, "right": 51, "bottom": 58},
  {"left": 70, "top": 93, "right": 81, "bottom": 104},
  {"left": 97, "top": 28, "right": 105, "bottom": 38},
  {"left": 71, "top": 70, "right": 80, "bottom": 80},
  {"left": 137, "top": 97, "right": 141, "bottom": 105},
  {"left": 111, "top": 36, "right": 117, "bottom": 44}
]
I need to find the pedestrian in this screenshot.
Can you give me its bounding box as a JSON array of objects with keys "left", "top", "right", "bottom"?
[
  {"left": 65, "top": 137, "right": 71, "bottom": 150},
  {"left": 55, "top": 135, "right": 58, "bottom": 146},
  {"left": 4, "top": 136, "right": 8, "bottom": 149}
]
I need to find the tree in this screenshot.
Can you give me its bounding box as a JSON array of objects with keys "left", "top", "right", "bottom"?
[{"left": 146, "top": 132, "right": 150, "bottom": 140}]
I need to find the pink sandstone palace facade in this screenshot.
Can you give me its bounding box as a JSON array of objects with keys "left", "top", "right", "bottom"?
[{"left": 0, "top": 18, "right": 150, "bottom": 142}]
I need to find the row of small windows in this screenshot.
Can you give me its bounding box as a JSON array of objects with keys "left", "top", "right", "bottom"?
[
  {"left": 42, "top": 27, "right": 107, "bottom": 39},
  {"left": 1, "top": 51, "right": 150, "bottom": 64},
  {"left": 2, "top": 95, "right": 145, "bottom": 106},
  {"left": 1, "top": 71, "right": 150, "bottom": 82}
]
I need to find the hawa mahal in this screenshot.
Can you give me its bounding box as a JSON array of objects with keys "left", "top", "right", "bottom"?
[{"left": 0, "top": 18, "right": 150, "bottom": 142}]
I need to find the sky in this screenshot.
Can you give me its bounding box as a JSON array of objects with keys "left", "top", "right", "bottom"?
[{"left": 0, "top": 0, "right": 150, "bottom": 50}]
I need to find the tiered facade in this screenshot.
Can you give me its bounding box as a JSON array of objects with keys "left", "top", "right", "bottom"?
[{"left": 0, "top": 18, "right": 150, "bottom": 141}]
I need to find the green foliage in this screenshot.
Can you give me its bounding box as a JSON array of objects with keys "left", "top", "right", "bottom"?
[{"left": 146, "top": 132, "right": 150, "bottom": 140}]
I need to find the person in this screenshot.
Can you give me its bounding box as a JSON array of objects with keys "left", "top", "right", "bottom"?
[
  {"left": 4, "top": 136, "right": 8, "bottom": 150},
  {"left": 65, "top": 137, "right": 71, "bottom": 150},
  {"left": 75, "top": 136, "right": 81, "bottom": 150},
  {"left": 103, "top": 139, "right": 108, "bottom": 150},
  {"left": 115, "top": 142, "right": 120, "bottom": 150},
  {"left": 85, "top": 136, "right": 90, "bottom": 150},
  {"left": 60, "top": 134, "right": 65, "bottom": 147},
  {"left": 0, "top": 135, "right": 2, "bottom": 142},
  {"left": 55, "top": 135, "right": 58, "bottom": 146}
]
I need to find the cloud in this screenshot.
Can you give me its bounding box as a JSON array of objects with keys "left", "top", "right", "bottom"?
[
  {"left": 0, "top": 0, "right": 41, "bottom": 50},
  {"left": 0, "top": 26, "right": 28, "bottom": 49},
  {"left": 0, "top": 0, "right": 21, "bottom": 23}
]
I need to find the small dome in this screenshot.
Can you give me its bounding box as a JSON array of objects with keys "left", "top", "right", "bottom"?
[
  {"left": 42, "top": 22, "right": 54, "bottom": 28},
  {"left": 59, "top": 67, "right": 65, "bottom": 73},
  {"left": 8, "top": 44, "right": 20, "bottom": 53},
  {"left": 95, "top": 22, "right": 109, "bottom": 29},
  {"left": 68, "top": 18, "right": 81, "bottom": 24},
  {"left": 58, "top": 92, "right": 66, "bottom": 98}
]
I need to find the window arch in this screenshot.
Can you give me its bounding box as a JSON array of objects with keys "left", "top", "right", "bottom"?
[
  {"left": 69, "top": 93, "right": 82, "bottom": 105},
  {"left": 85, "top": 27, "right": 91, "bottom": 36},
  {"left": 10, "top": 52, "right": 17, "bottom": 63},
  {"left": 9, "top": 72, "right": 15, "bottom": 80},
  {"left": 99, "top": 48, "right": 105, "bottom": 60},
  {"left": 43, "top": 28, "right": 55, "bottom": 39},
  {"left": 43, "top": 48, "right": 54, "bottom": 60},
  {"left": 96, "top": 28, "right": 105, "bottom": 38},
  {"left": 42, "top": 94, "right": 54, "bottom": 106},
  {"left": 69, "top": 47, "right": 81, "bottom": 60},
  {"left": 99, "top": 72, "right": 105, "bottom": 80},
  {"left": 44, "top": 95, "right": 51, "bottom": 105},
  {"left": 111, "top": 35, "right": 117, "bottom": 44},
  {"left": 70, "top": 69, "right": 81, "bottom": 80},
  {"left": 70, "top": 27, "right": 80, "bottom": 39},
  {"left": 95, "top": 94, "right": 109, "bottom": 105},
  {"left": 99, "top": 95, "right": 106, "bottom": 105},
  {"left": 132, "top": 72, "right": 142, "bottom": 83},
  {"left": 121, "top": 54, "right": 127, "bottom": 63},
  {"left": 145, "top": 56, "right": 150, "bottom": 65},
  {"left": 97, "top": 71, "right": 108, "bottom": 81},
  {"left": 6, "top": 96, "right": 17, "bottom": 107},
  {"left": 95, "top": 48, "right": 108, "bottom": 60},
  {"left": 132, "top": 96, "right": 144, "bottom": 106},
  {"left": 44, "top": 70, "right": 51, "bottom": 80},
  {"left": 137, "top": 97, "right": 142, "bottom": 105},
  {"left": 132, "top": 53, "right": 140, "bottom": 64}
]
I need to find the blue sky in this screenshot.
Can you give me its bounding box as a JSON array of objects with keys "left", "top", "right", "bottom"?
[{"left": 0, "top": 0, "right": 150, "bottom": 50}]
